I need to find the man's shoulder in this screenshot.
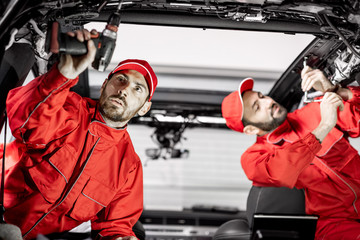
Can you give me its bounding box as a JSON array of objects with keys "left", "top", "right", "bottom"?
[
  {"left": 116, "top": 132, "right": 139, "bottom": 156},
  {"left": 245, "top": 137, "right": 273, "bottom": 152},
  {"left": 62, "top": 94, "right": 98, "bottom": 121}
]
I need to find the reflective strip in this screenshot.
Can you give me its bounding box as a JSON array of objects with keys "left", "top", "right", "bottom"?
[
  {"left": 82, "top": 192, "right": 106, "bottom": 208},
  {"left": 92, "top": 118, "right": 127, "bottom": 130},
  {"left": 48, "top": 160, "right": 68, "bottom": 183},
  {"left": 19, "top": 79, "right": 71, "bottom": 144}
]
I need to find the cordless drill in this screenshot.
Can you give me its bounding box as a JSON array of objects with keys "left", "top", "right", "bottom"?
[{"left": 46, "top": 12, "right": 121, "bottom": 72}]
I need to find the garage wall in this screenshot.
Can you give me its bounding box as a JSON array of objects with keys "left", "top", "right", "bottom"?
[
  {"left": 128, "top": 125, "right": 254, "bottom": 211},
  {"left": 129, "top": 125, "right": 360, "bottom": 212}
]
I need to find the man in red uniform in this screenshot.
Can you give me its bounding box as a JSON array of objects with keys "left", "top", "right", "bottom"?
[
  {"left": 222, "top": 66, "right": 360, "bottom": 239},
  {"left": 2, "top": 29, "right": 157, "bottom": 239}
]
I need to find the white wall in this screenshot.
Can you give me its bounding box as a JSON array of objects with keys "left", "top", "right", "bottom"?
[
  {"left": 128, "top": 124, "right": 360, "bottom": 212},
  {"left": 128, "top": 125, "right": 255, "bottom": 211}
]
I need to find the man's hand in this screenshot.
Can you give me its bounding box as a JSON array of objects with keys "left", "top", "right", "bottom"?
[
  {"left": 301, "top": 66, "right": 334, "bottom": 93},
  {"left": 301, "top": 65, "right": 353, "bottom": 101},
  {"left": 57, "top": 29, "right": 97, "bottom": 79},
  {"left": 319, "top": 92, "right": 344, "bottom": 128},
  {"left": 312, "top": 92, "right": 344, "bottom": 143}
]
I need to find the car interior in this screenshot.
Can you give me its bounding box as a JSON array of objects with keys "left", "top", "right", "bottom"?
[{"left": 1, "top": 1, "right": 360, "bottom": 240}]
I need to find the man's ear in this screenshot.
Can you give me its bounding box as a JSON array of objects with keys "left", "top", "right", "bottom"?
[
  {"left": 137, "top": 101, "right": 152, "bottom": 116},
  {"left": 243, "top": 125, "right": 261, "bottom": 136}
]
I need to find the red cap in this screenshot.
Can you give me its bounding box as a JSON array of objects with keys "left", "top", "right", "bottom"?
[
  {"left": 108, "top": 59, "right": 158, "bottom": 101},
  {"left": 221, "top": 78, "right": 254, "bottom": 132}
]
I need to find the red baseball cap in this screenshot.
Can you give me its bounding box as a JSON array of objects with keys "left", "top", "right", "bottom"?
[
  {"left": 108, "top": 59, "right": 158, "bottom": 101},
  {"left": 221, "top": 78, "right": 254, "bottom": 132}
]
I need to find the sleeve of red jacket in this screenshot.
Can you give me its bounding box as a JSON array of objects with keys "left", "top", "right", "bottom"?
[
  {"left": 241, "top": 133, "right": 322, "bottom": 188},
  {"left": 0, "top": 140, "right": 25, "bottom": 173},
  {"left": 335, "top": 86, "right": 360, "bottom": 137},
  {"left": 91, "top": 161, "right": 144, "bottom": 240},
  {"left": 6, "top": 64, "right": 80, "bottom": 149}
]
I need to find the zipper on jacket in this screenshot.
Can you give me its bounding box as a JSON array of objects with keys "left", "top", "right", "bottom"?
[
  {"left": 316, "top": 159, "right": 358, "bottom": 215},
  {"left": 23, "top": 135, "right": 101, "bottom": 239}
]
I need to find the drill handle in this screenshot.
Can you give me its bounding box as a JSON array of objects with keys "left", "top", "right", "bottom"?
[
  {"left": 46, "top": 22, "right": 99, "bottom": 55},
  {"left": 59, "top": 33, "right": 99, "bottom": 55}
]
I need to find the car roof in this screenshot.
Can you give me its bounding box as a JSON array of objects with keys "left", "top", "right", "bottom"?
[{"left": 0, "top": 0, "right": 359, "bottom": 126}]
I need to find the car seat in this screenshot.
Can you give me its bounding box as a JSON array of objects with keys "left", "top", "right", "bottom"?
[{"left": 212, "top": 186, "right": 305, "bottom": 240}]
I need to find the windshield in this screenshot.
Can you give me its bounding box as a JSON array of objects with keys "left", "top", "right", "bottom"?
[
  {"left": 1, "top": 22, "right": 316, "bottom": 211},
  {"left": 85, "top": 23, "right": 315, "bottom": 211}
]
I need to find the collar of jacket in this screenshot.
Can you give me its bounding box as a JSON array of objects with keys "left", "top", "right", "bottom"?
[
  {"left": 260, "top": 112, "right": 344, "bottom": 157},
  {"left": 263, "top": 118, "right": 299, "bottom": 144},
  {"left": 88, "top": 107, "right": 128, "bottom": 143}
]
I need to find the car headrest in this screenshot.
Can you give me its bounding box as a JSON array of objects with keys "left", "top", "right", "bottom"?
[{"left": 246, "top": 186, "right": 306, "bottom": 229}]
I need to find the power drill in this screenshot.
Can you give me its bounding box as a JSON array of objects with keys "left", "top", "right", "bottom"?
[{"left": 45, "top": 12, "right": 121, "bottom": 72}]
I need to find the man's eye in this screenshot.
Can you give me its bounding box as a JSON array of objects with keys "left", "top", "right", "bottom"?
[
  {"left": 135, "top": 86, "right": 142, "bottom": 92},
  {"left": 117, "top": 76, "right": 126, "bottom": 82}
]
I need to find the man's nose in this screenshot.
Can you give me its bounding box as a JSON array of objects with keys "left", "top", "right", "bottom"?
[
  {"left": 261, "top": 97, "right": 273, "bottom": 107},
  {"left": 117, "top": 88, "right": 128, "bottom": 97},
  {"left": 117, "top": 80, "right": 130, "bottom": 96}
]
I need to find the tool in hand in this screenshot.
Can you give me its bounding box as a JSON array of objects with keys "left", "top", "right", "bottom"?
[
  {"left": 303, "top": 56, "right": 322, "bottom": 103},
  {"left": 45, "top": 7, "right": 121, "bottom": 71}
]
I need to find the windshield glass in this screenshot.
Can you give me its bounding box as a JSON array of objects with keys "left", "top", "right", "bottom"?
[
  {"left": 87, "top": 23, "right": 314, "bottom": 93},
  {"left": 2, "top": 23, "right": 316, "bottom": 211},
  {"left": 86, "top": 23, "right": 315, "bottom": 211}
]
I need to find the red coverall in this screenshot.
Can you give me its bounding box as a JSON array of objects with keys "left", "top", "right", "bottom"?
[
  {"left": 241, "top": 86, "right": 360, "bottom": 239},
  {"left": 2, "top": 65, "right": 143, "bottom": 239}
]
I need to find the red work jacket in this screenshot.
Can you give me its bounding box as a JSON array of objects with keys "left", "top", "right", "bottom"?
[
  {"left": 241, "top": 86, "right": 360, "bottom": 219},
  {"left": 3, "top": 65, "right": 143, "bottom": 239}
]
